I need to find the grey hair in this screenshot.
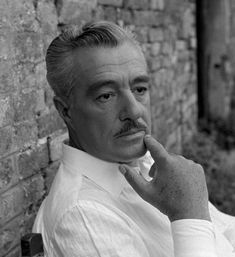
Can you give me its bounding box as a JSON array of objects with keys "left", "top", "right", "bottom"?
[{"left": 46, "top": 21, "right": 139, "bottom": 101}]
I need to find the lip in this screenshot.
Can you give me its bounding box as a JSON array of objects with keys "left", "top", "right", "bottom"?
[{"left": 115, "top": 128, "right": 146, "bottom": 138}]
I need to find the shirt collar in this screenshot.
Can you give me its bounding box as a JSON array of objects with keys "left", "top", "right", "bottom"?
[{"left": 62, "top": 143, "right": 153, "bottom": 197}]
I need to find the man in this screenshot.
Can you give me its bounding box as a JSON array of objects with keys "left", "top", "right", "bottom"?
[{"left": 33, "top": 21, "right": 235, "bottom": 256}]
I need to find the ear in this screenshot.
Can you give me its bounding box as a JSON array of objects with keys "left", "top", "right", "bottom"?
[{"left": 53, "top": 96, "right": 72, "bottom": 127}]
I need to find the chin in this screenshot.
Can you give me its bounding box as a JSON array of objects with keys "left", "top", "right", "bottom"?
[{"left": 115, "top": 145, "right": 147, "bottom": 163}]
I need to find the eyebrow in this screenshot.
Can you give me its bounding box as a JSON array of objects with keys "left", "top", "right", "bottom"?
[
  {"left": 131, "top": 75, "right": 150, "bottom": 85},
  {"left": 86, "top": 74, "right": 150, "bottom": 95},
  {"left": 86, "top": 80, "right": 117, "bottom": 95}
]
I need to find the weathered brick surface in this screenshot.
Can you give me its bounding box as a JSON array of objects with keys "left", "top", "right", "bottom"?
[
  {"left": 0, "top": 126, "right": 15, "bottom": 156},
  {"left": 0, "top": 217, "right": 22, "bottom": 256},
  {"left": 98, "top": 0, "right": 123, "bottom": 7},
  {"left": 103, "top": 6, "right": 117, "bottom": 22},
  {"left": 58, "top": 0, "right": 97, "bottom": 24},
  {"left": 0, "top": 0, "right": 199, "bottom": 256},
  {"left": 37, "top": 109, "right": 66, "bottom": 138},
  {"left": 124, "top": 0, "right": 149, "bottom": 10},
  {"left": 13, "top": 91, "right": 37, "bottom": 122},
  {"left": 133, "top": 10, "right": 163, "bottom": 26},
  {"left": 0, "top": 61, "right": 15, "bottom": 94},
  {"left": 13, "top": 121, "right": 38, "bottom": 149},
  {"left": 0, "top": 156, "right": 17, "bottom": 193},
  {"left": 0, "top": 186, "right": 24, "bottom": 226},
  {"left": 150, "top": 0, "right": 165, "bottom": 10},
  {"left": 148, "top": 28, "right": 164, "bottom": 42},
  {"left": 0, "top": 96, "right": 14, "bottom": 127},
  {"left": 17, "top": 143, "right": 49, "bottom": 179}
]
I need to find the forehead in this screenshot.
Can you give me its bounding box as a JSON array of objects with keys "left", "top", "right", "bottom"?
[{"left": 72, "top": 42, "right": 148, "bottom": 85}]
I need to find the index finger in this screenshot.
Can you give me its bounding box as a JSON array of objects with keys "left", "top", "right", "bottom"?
[{"left": 144, "top": 135, "right": 169, "bottom": 162}]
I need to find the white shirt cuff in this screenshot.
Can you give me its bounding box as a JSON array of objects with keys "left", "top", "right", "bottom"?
[{"left": 171, "top": 219, "right": 217, "bottom": 257}]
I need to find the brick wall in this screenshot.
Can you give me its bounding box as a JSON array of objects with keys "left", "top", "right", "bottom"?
[{"left": 0, "top": 0, "right": 197, "bottom": 256}]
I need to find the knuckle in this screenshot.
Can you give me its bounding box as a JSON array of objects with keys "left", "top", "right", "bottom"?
[{"left": 195, "top": 163, "right": 204, "bottom": 172}]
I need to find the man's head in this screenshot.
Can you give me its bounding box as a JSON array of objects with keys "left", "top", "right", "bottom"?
[{"left": 46, "top": 21, "right": 151, "bottom": 163}]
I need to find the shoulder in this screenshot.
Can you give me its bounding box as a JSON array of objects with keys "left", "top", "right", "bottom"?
[{"left": 52, "top": 200, "right": 149, "bottom": 257}]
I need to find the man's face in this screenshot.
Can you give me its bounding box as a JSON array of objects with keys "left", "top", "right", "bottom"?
[{"left": 69, "top": 42, "right": 151, "bottom": 163}]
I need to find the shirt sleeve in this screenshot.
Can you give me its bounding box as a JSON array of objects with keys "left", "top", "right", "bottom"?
[
  {"left": 209, "top": 202, "right": 235, "bottom": 250},
  {"left": 171, "top": 219, "right": 217, "bottom": 257},
  {"left": 52, "top": 200, "right": 150, "bottom": 257}
]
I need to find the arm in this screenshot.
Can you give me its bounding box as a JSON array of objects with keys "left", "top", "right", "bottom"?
[
  {"left": 52, "top": 200, "right": 150, "bottom": 257},
  {"left": 119, "top": 135, "right": 218, "bottom": 257}
]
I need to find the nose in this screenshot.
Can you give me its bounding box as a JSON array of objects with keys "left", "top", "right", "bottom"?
[{"left": 119, "top": 91, "right": 143, "bottom": 121}]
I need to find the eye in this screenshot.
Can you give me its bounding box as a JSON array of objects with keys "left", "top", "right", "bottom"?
[
  {"left": 132, "top": 86, "right": 148, "bottom": 96},
  {"left": 96, "top": 93, "right": 115, "bottom": 103}
]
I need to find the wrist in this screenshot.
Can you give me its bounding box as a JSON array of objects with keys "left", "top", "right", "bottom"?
[{"left": 168, "top": 207, "right": 211, "bottom": 222}]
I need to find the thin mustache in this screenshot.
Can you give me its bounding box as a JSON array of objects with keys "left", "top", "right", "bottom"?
[{"left": 114, "top": 121, "right": 147, "bottom": 137}]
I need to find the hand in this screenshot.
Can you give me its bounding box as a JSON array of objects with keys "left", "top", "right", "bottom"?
[{"left": 119, "top": 135, "right": 211, "bottom": 222}]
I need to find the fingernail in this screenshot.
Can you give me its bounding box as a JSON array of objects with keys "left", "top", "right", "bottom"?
[
  {"left": 119, "top": 165, "right": 127, "bottom": 175},
  {"left": 145, "top": 134, "right": 151, "bottom": 139}
]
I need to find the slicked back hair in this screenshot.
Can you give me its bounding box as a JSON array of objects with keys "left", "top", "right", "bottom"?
[{"left": 46, "top": 21, "right": 140, "bottom": 102}]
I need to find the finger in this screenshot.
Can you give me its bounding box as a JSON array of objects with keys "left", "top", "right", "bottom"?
[
  {"left": 149, "top": 163, "right": 158, "bottom": 178},
  {"left": 144, "top": 135, "right": 169, "bottom": 162},
  {"left": 119, "top": 165, "right": 149, "bottom": 198}
]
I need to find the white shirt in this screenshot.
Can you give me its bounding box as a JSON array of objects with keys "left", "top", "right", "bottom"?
[{"left": 33, "top": 144, "right": 235, "bottom": 257}]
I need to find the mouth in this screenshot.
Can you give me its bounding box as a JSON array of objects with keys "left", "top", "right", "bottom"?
[{"left": 115, "top": 128, "right": 146, "bottom": 138}]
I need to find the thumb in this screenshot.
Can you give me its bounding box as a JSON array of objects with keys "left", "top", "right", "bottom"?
[
  {"left": 119, "top": 165, "right": 149, "bottom": 198},
  {"left": 144, "top": 135, "right": 168, "bottom": 163}
]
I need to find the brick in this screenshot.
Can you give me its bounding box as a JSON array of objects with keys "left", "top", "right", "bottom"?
[
  {"left": 37, "top": 109, "right": 66, "bottom": 138},
  {"left": 0, "top": 33, "right": 10, "bottom": 61},
  {"left": 0, "top": 96, "right": 14, "bottom": 127},
  {"left": 0, "top": 61, "right": 15, "bottom": 94},
  {"left": 182, "top": 8, "right": 195, "bottom": 38},
  {"left": 150, "top": 42, "right": 161, "bottom": 56},
  {"left": 4, "top": 246, "right": 21, "bottom": 257},
  {"left": 12, "top": 32, "right": 44, "bottom": 64},
  {"left": 0, "top": 156, "right": 17, "bottom": 193},
  {"left": 103, "top": 6, "right": 117, "bottom": 23},
  {"left": 92, "top": 5, "right": 105, "bottom": 21},
  {"left": 148, "top": 28, "right": 164, "bottom": 42},
  {"left": 133, "top": 11, "right": 163, "bottom": 26},
  {"left": 20, "top": 211, "right": 37, "bottom": 235},
  {"left": 22, "top": 174, "right": 45, "bottom": 210},
  {"left": 35, "top": 89, "right": 47, "bottom": 115},
  {"left": 36, "top": 0, "right": 58, "bottom": 52},
  {"left": 118, "top": 10, "right": 132, "bottom": 25},
  {"left": 13, "top": 90, "right": 37, "bottom": 122},
  {"left": 36, "top": 0, "right": 58, "bottom": 34},
  {"left": 35, "top": 62, "right": 47, "bottom": 89},
  {"left": 49, "top": 132, "right": 68, "bottom": 162},
  {"left": 58, "top": 0, "right": 97, "bottom": 24},
  {"left": 162, "top": 42, "right": 173, "bottom": 55},
  {"left": 147, "top": 55, "right": 163, "bottom": 71},
  {"left": 176, "top": 40, "right": 187, "bottom": 51},
  {"left": 134, "top": 27, "right": 149, "bottom": 43},
  {"left": 124, "top": 0, "right": 148, "bottom": 10},
  {"left": 13, "top": 62, "right": 41, "bottom": 91},
  {"left": 0, "top": 186, "right": 24, "bottom": 226},
  {"left": 0, "top": 217, "right": 21, "bottom": 256},
  {"left": 17, "top": 143, "right": 49, "bottom": 179},
  {"left": 149, "top": 0, "right": 164, "bottom": 10},
  {"left": 45, "top": 87, "right": 55, "bottom": 109},
  {"left": 13, "top": 121, "right": 38, "bottom": 150},
  {"left": 0, "top": 126, "right": 15, "bottom": 156},
  {"left": 8, "top": 0, "right": 39, "bottom": 32},
  {"left": 98, "top": 0, "right": 123, "bottom": 7},
  {"left": 190, "top": 37, "right": 197, "bottom": 49},
  {"left": 0, "top": 0, "right": 11, "bottom": 30}
]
